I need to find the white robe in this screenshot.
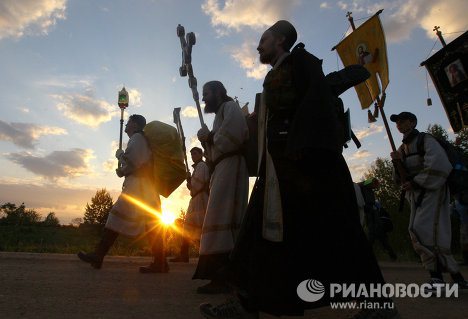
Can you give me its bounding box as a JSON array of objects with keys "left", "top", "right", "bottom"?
[
  {"left": 257, "top": 52, "right": 290, "bottom": 242},
  {"left": 105, "top": 132, "right": 161, "bottom": 237},
  {"left": 199, "top": 100, "right": 249, "bottom": 255},
  {"left": 395, "top": 133, "right": 458, "bottom": 273},
  {"left": 186, "top": 161, "right": 209, "bottom": 228}
]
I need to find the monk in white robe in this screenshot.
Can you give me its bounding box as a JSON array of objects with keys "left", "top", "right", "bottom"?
[
  {"left": 170, "top": 147, "right": 210, "bottom": 262},
  {"left": 193, "top": 81, "right": 249, "bottom": 294}
]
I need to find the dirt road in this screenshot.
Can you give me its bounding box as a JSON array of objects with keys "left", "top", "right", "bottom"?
[{"left": 0, "top": 252, "right": 467, "bottom": 318}]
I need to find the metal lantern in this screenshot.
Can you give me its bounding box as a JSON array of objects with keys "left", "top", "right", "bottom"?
[
  {"left": 118, "top": 87, "right": 129, "bottom": 109},
  {"left": 117, "top": 86, "right": 129, "bottom": 151}
]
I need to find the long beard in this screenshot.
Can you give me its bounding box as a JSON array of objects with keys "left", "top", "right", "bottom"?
[{"left": 204, "top": 101, "right": 220, "bottom": 114}]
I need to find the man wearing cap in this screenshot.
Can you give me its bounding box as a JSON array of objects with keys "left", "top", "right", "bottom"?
[
  {"left": 390, "top": 111, "right": 468, "bottom": 291},
  {"left": 200, "top": 20, "right": 396, "bottom": 319}
]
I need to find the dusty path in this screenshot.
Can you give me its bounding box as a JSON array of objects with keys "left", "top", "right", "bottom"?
[{"left": 0, "top": 252, "right": 467, "bottom": 319}]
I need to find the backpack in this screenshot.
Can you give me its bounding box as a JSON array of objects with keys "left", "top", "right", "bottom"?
[
  {"left": 325, "top": 64, "right": 371, "bottom": 149},
  {"left": 416, "top": 132, "right": 468, "bottom": 201},
  {"left": 143, "top": 121, "right": 187, "bottom": 198},
  {"left": 291, "top": 43, "right": 369, "bottom": 149}
]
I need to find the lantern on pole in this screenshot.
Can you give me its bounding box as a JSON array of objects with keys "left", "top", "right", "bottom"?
[{"left": 118, "top": 87, "right": 129, "bottom": 150}]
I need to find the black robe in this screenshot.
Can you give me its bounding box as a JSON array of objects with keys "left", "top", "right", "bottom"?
[{"left": 227, "top": 46, "right": 386, "bottom": 316}]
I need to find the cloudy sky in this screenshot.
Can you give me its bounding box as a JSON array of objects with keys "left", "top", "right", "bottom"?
[{"left": 0, "top": 0, "right": 467, "bottom": 224}]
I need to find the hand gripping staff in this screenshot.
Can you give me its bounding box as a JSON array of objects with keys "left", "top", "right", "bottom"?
[
  {"left": 173, "top": 107, "right": 191, "bottom": 180},
  {"left": 177, "top": 24, "right": 205, "bottom": 127}
]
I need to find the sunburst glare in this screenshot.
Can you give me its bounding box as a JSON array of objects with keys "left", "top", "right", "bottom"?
[
  {"left": 121, "top": 193, "right": 180, "bottom": 228},
  {"left": 161, "top": 210, "right": 178, "bottom": 225}
]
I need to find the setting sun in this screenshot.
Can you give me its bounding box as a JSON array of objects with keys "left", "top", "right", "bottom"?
[
  {"left": 161, "top": 211, "right": 177, "bottom": 225},
  {"left": 121, "top": 193, "right": 180, "bottom": 226}
]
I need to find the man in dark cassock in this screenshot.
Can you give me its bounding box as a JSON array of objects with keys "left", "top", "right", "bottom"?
[{"left": 200, "top": 21, "right": 400, "bottom": 319}]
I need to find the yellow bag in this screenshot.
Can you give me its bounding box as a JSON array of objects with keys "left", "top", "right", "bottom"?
[{"left": 143, "top": 121, "right": 186, "bottom": 198}]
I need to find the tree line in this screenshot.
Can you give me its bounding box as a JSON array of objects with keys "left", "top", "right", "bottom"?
[
  {"left": 0, "top": 188, "right": 113, "bottom": 227},
  {"left": 0, "top": 202, "right": 60, "bottom": 227}
]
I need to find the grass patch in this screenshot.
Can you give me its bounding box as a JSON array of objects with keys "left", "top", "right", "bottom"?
[
  {"left": 0, "top": 218, "right": 463, "bottom": 263},
  {"left": 0, "top": 225, "right": 197, "bottom": 257}
]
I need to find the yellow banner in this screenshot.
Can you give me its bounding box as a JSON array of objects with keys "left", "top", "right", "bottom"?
[{"left": 335, "top": 14, "right": 389, "bottom": 109}]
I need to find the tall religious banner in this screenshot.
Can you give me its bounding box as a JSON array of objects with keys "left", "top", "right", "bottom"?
[
  {"left": 421, "top": 31, "right": 468, "bottom": 133},
  {"left": 333, "top": 10, "right": 408, "bottom": 182},
  {"left": 334, "top": 11, "right": 389, "bottom": 110}
]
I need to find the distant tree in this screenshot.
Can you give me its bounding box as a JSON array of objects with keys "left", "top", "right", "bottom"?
[
  {"left": 0, "top": 202, "right": 16, "bottom": 219},
  {"left": 83, "top": 189, "right": 113, "bottom": 225},
  {"left": 70, "top": 217, "right": 83, "bottom": 227},
  {"left": 455, "top": 128, "right": 468, "bottom": 158},
  {"left": 426, "top": 123, "right": 449, "bottom": 142},
  {"left": 426, "top": 124, "right": 468, "bottom": 164},
  {"left": 174, "top": 209, "right": 186, "bottom": 228},
  {"left": 363, "top": 158, "right": 401, "bottom": 210},
  {"left": 21, "top": 210, "right": 41, "bottom": 225},
  {"left": 42, "top": 212, "right": 60, "bottom": 227},
  {"left": 0, "top": 202, "right": 41, "bottom": 225}
]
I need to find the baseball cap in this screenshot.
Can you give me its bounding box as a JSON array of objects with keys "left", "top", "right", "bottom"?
[{"left": 389, "top": 112, "right": 417, "bottom": 123}]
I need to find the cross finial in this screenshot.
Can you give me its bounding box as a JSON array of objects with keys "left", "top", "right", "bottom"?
[
  {"left": 346, "top": 11, "right": 356, "bottom": 30},
  {"left": 433, "top": 26, "right": 447, "bottom": 47}
]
